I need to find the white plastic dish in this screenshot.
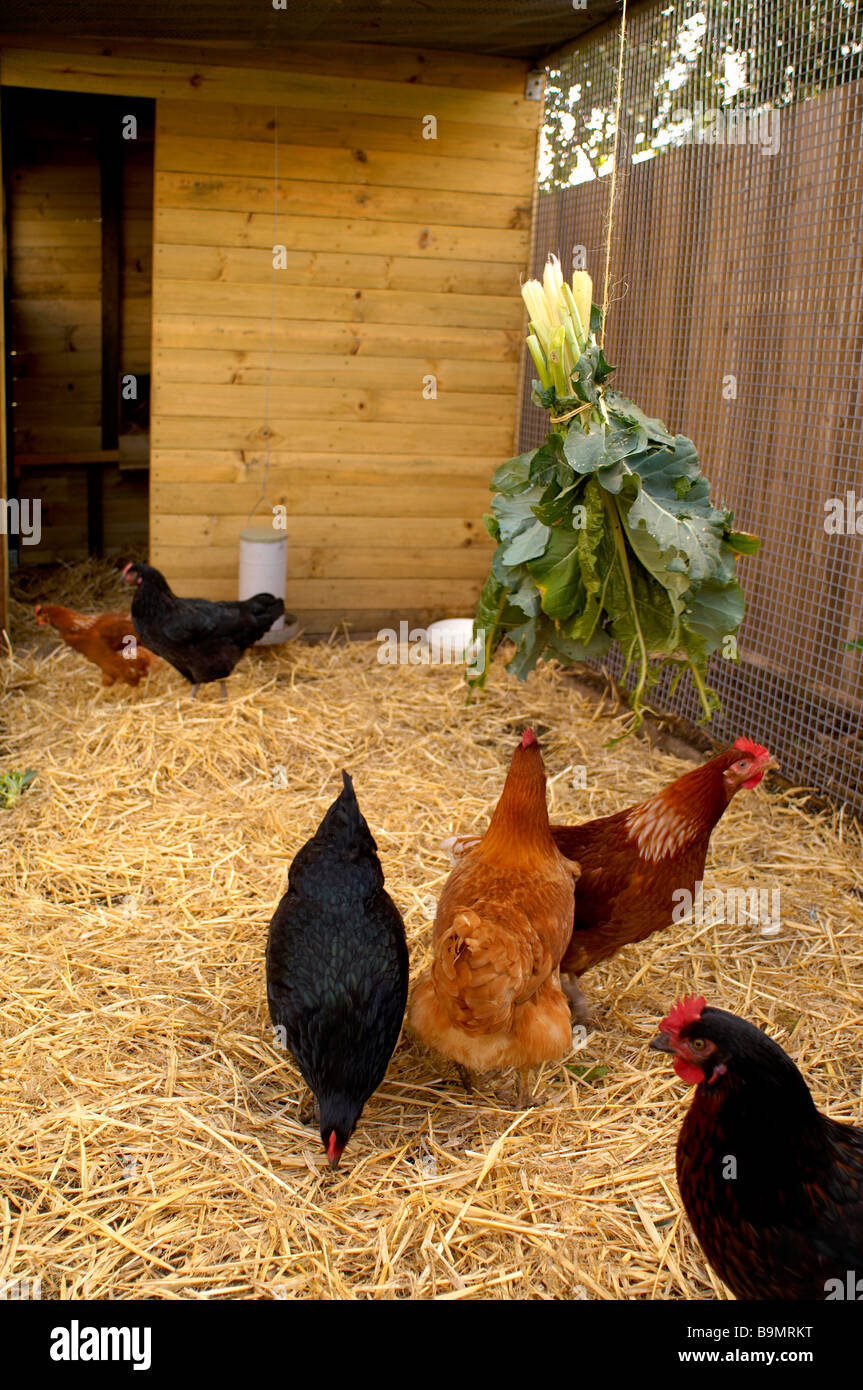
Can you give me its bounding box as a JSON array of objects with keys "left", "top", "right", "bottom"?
[{"left": 426, "top": 617, "right": 479, "bottom": 665}]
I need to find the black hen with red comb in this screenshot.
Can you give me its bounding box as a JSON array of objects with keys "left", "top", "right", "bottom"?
[
  {"left": 122, "top": 561, "right": 283, "bottom": 698},
  {"left": 266, "top": 772, "right": 409, "bottom": 1168},
  {"left": 651, "top": 999, "right": 863, "bottom": 1299}
]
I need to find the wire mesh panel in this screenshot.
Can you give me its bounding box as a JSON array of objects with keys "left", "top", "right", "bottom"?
[{"left": 521, "top": 0, "right": 863, "bottom": 809}]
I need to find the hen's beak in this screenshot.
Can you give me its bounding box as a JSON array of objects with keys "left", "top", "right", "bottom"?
[
  {"left": 649, "top": 1032, "right": 675, "bottom": 1054},
  {"left": 121, "top": 562, "right": 133, "bottom": 582},
  {"left": 760, "top": 755, "right": 779, "bottom": 773}
]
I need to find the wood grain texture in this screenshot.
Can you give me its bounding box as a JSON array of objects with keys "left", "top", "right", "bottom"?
[
  {"left": 0, "top": 36, "right": 530, "bottom": 94},
  {"left": 139, "top": 43, "right": 539, "bottom": 619},
  {"left": 151, "top": 348, "right": 519, "bottom": 391},
  {"left": 154, "top": 171, "right": 530, "bottom": 231},
  {"left": 153, "top": 207, "right": 529, "bottom": 262},
  {"left": 0, "top": 41, "right": 539, "bottom": 616},
  {"left": 1, "top": 48, "right": 537, "bottom": 125}
]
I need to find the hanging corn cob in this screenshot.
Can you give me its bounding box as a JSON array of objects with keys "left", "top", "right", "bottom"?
[{"left": 471, "top": 254, "right": 760, "bottom": 732}]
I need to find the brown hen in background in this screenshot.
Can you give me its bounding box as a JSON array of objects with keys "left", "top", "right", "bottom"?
[
  {"left": 35, "top": 604, "right": 160, "bottom": 688},
  {"left": 554, "top": 738, "right": 777, "bottom": 1019}
]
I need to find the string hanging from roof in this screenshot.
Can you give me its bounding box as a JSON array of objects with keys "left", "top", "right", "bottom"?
[
  {"left": 238, "top": 107, "right": 296, "bottom": 644},
  {"left": 600, "top": 0, "right": 627, "bottom": 350}
]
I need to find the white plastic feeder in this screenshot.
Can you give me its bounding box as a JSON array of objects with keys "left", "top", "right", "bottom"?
[{"left": 238, "top": 526, "right": 298, "bottom": 645}]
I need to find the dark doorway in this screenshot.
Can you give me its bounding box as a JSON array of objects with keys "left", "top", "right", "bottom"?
[{"left": 2, "top": 87, "right": 153, "bottom": 568}]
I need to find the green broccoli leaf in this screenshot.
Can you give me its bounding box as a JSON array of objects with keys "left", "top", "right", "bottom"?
[{"left": 471, "top": 302, "right": 759, "bottom": 730}]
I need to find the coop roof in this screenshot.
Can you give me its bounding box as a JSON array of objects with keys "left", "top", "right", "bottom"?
[{"left": 0, "top": 0, "right": 623, "bottom": 61}]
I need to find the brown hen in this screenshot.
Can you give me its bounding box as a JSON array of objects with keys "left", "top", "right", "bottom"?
[
  {"left": 553, "top": 738, "right": 777, "bottom": 1018},
  {"left": 410, "top": 730, "right": 579, "bottom": 1106},
  {"left": 35, "top": 604, "right": 160, "bottom": 687}
]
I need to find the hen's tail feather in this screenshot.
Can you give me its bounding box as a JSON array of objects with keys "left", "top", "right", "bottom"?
[
  {"left": 245, "top": 593, "right": 285, "bottom": 625},
  {"left": 431, "top": 908, "right": 540, "bottom": 1034}
]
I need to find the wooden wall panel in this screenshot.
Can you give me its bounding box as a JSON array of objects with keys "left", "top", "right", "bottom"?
[
  {"left": 145, "top": 47, "right": 536, "bottom": 629},
  {"left": 1, "top": 39, "right": 538, "bottom": 626}
]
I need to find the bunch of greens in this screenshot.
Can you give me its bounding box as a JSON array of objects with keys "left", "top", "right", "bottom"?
[
  {"left": 471, "top": 255, "right": 759, "bottom": 730},
  {"left": 0, "top": 769, "right": 36, "bottom": 809}
]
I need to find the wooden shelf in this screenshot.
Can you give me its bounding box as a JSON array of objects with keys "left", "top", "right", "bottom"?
[{"left": 13, "top": 450, "right": 121, "bottom": 469}]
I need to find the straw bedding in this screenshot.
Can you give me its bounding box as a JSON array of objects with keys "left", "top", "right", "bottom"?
[{"left": 1, "top": 561, "right": 861, "bottom": 1300}]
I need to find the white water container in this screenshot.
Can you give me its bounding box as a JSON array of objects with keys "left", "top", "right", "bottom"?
[{"left": 238, "top": 526, "right": 297, "bottom": 645}]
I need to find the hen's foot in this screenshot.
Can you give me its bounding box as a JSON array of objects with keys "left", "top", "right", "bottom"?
[{"left": 562, "top": 975, "right": 592, "bottom": 1026}]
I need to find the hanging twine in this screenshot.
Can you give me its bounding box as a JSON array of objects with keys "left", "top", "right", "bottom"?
[
  {"left": 600, "top": 0, "right": 628, "bottom": 349},
  {"left": 549, "top": 401, "right": 593, "bottom": 426},
  {"left": 246, "top": 106, "right": 279, "bottom": 526}
]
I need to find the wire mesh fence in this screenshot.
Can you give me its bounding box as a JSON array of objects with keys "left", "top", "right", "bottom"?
[{"left": 519, "top": 0, "right": 863, "bottom": 809}]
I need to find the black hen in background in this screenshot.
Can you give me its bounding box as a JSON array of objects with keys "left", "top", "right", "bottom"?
[
  {"left": 122, "top": 561, "right": 283, "bottom": 698},
  {"left": 651, "top": 997, "right": 863, "bottom": 1300},
  {"left": 266, "top": 772, "right": 409, "bottom": 1168}
]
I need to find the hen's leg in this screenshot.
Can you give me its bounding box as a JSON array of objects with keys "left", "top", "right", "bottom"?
[
  {"left": 562, "top": 974, "right": 592, "bottom": 1025},
  {"left": 515, "top": 1068, "right": 543, "bottom": 1109},
  {"left": 298, "top": 1088, "right": 320, "bottom": 1127},
  {"left": 219, "top": 681, "right": 228, "bottom": 702},
  {"left": 455, "top": 1064, "right": 476, "bottom": 1094},
  {"left": 189, "top": 683, "right": 199, "bottom": 699}
]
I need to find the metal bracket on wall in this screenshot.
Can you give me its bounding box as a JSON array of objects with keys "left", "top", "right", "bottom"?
[{"left": 524, "top": 70, "right": 545, "bottom": 101}]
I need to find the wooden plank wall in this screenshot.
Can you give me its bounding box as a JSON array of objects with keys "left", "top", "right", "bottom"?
[
  {"left": 149, "top": 60, "right": 536, "bottom": 629},
  {"left": 4, "top": 87, "right": 153, "bottom": 562},
  {"left": 0, "top": 39, "right": 539, "bottom": 630}
]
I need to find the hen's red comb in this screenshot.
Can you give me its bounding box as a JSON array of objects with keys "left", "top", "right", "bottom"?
[
  {"left": 521, "top": 728, "right": 537, "bottom": 748},
  {"left": 734, "top": 736, "right": 770, "bottom": 761},
  {"left": 660, "top": 995, "right": 706, "bottom": 1037}
]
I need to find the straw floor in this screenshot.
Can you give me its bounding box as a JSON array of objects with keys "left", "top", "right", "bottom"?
[{"left": 1, "top": 561, "right": 862, "bottom": 1300}]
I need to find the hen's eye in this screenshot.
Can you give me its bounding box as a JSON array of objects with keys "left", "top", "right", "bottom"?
[{"left": 690, "top": 1038, "right": 706, "bottom": 1051}]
